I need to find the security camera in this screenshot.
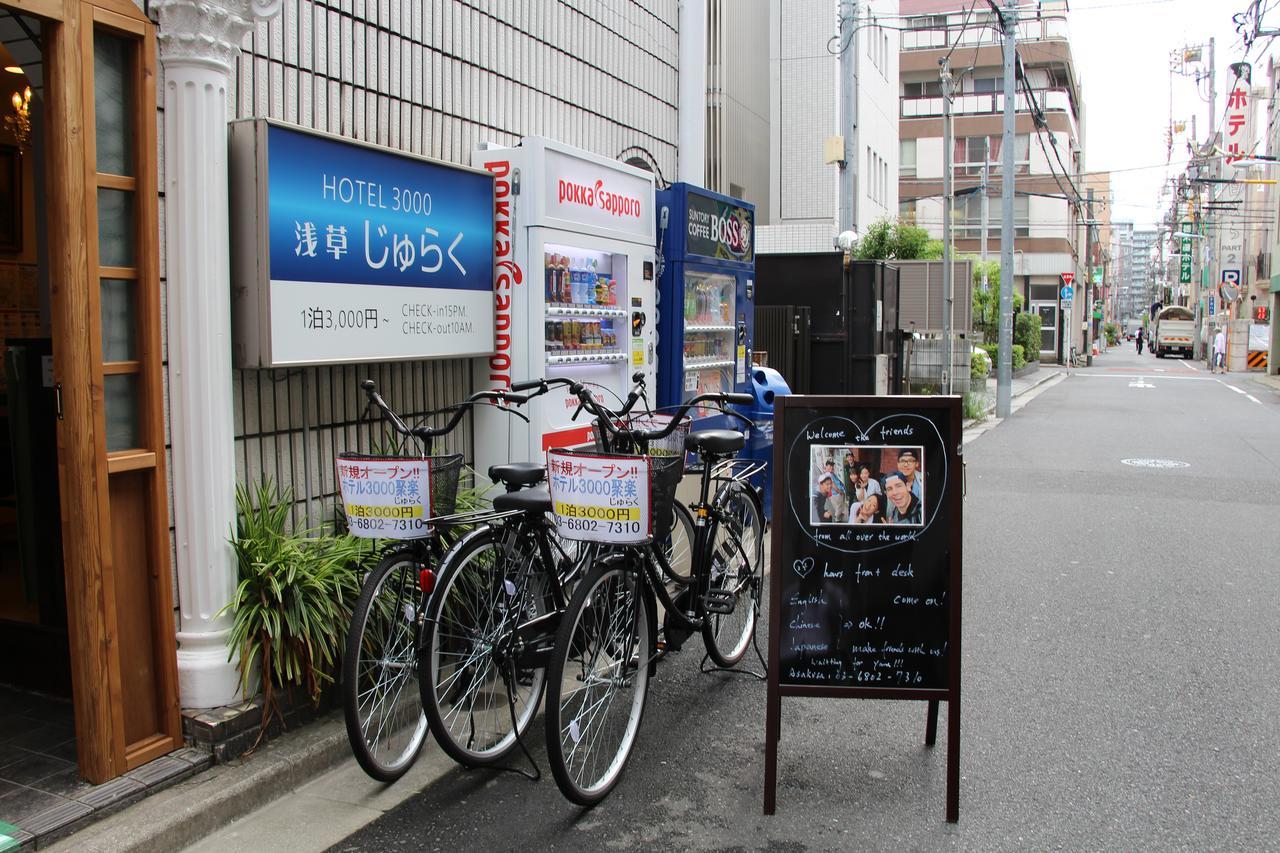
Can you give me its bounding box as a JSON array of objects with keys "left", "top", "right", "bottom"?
[{"left": 835, "top": 229, "right": 859, "bottom": 252}]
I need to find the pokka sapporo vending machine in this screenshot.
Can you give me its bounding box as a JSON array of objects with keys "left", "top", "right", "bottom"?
[
  {"left": 655, "top": 184, "right": 755, "bottom": 428},
  {"left": 471, "top": 138, "right": 658, "bottom": 478}
]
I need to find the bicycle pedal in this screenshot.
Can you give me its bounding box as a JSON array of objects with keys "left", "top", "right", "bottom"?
[{"left": 702, "top": 589, "right": 736, "bottom": 615}]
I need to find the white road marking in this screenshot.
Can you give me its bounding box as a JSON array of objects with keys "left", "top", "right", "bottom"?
[
  {"left": 1221, "top": 382, "right": 1247, "bottom": 395},
  {"left": 1246, "top": 394, "right": 1262, "bottom": 404},
  {"left": 1178, "top": 359, "right": 1201, "bottom": 373},
  {"left": 1128, "top": 377, "right": 1155, "bottom": 388},
  {"left": 1076, "top": 373, "right": 1216, "bottom": 382}
]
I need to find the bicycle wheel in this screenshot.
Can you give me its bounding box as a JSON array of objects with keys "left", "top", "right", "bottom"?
[
  {"left": 420, "top": 526, "right": 548, "bottom": 767},
  {"left": 342, "top": 548, "right": 429, "bottom": 782},
  {"left": 545, "top": 556, "right": 652, "bottom": 807},
  {"left": 701, "top": 481, "right": 764, "bottom": 667},
  {"left": 656, "top": 502, "right": 695, "bottom": 584}
]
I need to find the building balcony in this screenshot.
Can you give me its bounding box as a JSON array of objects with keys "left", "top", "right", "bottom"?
[
  {"left": 901, "top": 88, "right": 1078, "bottom": 140},
  {"left": 901, "top": 15, "right": 1070, "bottom": 52}
]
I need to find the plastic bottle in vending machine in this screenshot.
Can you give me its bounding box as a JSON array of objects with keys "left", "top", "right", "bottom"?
[
  {"left": 555, "top": 256, "right": 567, "bottom": 304},
  {"left": 607, "top": 278, "right": 617, "bottom": 306},
  {"left": 544, "top": 252, "right": 553, "bottom": 302}
]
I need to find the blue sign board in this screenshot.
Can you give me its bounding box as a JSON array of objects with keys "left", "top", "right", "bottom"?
[
  {"left": 1061, "top": 285, "right": 1074, "bottom": 301},
  {"left": 266, "top": 125, "right": 493, "bottom": 291},
  {"left": 231, "top": 121, "right": 496, "bottom": 367},
  {"left": 1209, "top": 295, "right": 1216, "bottom": 316}
]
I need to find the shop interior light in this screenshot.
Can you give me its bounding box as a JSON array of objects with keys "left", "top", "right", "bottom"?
[{"left": 4, "top": 66, "right": 22, "bottom": 75}]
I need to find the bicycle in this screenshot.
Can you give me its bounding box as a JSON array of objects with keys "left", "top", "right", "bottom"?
[
  {"left": 416, "top": 374, "right": 691, "bottom": 769},
  {"left": 542, "top": 384, "right": 766, "bottom": 806},
  {"left": 340, "top": 379, "right": 532, "bottom": 782}
]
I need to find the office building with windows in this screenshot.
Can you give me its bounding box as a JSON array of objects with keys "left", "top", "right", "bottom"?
[{"left": 896, "top": 0, "right": 1087, "bottom": 361}]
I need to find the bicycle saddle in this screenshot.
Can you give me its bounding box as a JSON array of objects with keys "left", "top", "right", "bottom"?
[
  {"left": 684, "top": 429, "right": 744, "bottom": 456},
  {"left": 488, "top": 462, "right": 546, "bottom": 489},
  {"left": 493, "top": 483, "right": 552, "bottom": 514}
]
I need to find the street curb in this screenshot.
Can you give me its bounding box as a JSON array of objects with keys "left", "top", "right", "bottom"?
[{"left": 45, "top": 714, "right": 351, "bottom": 853}]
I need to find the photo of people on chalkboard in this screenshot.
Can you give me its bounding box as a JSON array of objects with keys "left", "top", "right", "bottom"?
[{"left": 809, "top": 445, "right": 925, "bottom": 527}]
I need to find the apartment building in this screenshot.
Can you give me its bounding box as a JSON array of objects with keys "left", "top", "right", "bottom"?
[
  {"left": 897, "top": 0, "right": 1086, "bottom": 360},
  {"left": 1132, "top": 228, "right": 1158, "bottom": 313}
]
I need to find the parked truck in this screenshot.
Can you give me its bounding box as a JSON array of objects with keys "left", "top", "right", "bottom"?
[{"left": 1153, "top": 305, "right": 1195, "bottom": 358}]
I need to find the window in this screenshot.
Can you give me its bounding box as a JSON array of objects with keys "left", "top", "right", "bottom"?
[
  {"left": 972, "top": 77, "right": 1000, "bottom": 94},
  {"left": 900, "top": 139, "right": 916, "bottom": 177},
  {"left": 908, "top": 14, "right": 947, "bottom": 29},
  {"left": 952, "top": 194, "right": 1028, "bottom": 238},
  {"left": 953, "top": 134, "right": 1029, "bottom": 176},
  {"left": 903, "top": 80, "right": 943, "bottom": 98},
  {"left": 899, "top": 199, "right": 918, "bottom": 224}
]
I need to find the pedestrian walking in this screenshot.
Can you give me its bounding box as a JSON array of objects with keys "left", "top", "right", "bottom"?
[
  {"left": 1212, "top": 325, "right": 1227, "bottom": 374},
  {"left": 1135, "top": 326, "right": 1144, "bottom": 354}
]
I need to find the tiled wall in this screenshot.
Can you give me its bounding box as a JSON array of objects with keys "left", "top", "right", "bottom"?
[{"left": 157, "top": 0, "right": 682, "bottom": 535}]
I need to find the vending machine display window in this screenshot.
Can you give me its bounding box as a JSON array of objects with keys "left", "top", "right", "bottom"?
[
  {"left": 681, "top": 270, "right": 735, "bottom": 397},
  {"left": 542, "top": 242, "right": 629, "bottom": 365}
]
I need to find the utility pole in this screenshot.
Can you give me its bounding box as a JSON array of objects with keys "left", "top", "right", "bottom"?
[
  {"left": 980, "top": 137, "right": 990, "bottom": 287},
  {"left": 837, "top": 1, "right": 859, "bottom": 236},
  {"left": 941, "top": 57, "right": 954, "bottom": 394},
  {"left": 1084, "top": 188, "right": 1095, "bottom": 366},
  {"left": 995, "top": 0, "right": 1016, "bottom": 418},
  {"left": 1208, "top": 37, "right": 1216, "bottom": 144}
]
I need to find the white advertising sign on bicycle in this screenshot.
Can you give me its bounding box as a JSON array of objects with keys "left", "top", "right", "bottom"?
[
  {"left": 337, "top": 457, "right": 432, "bottom": 540},
  {"left": 547, "top": 450, "right": 651, "bottom": 544}
]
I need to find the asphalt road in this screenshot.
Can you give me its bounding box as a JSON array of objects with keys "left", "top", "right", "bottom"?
[{"left": 331, "top": 350, "right": 1280, "bottom": 851}]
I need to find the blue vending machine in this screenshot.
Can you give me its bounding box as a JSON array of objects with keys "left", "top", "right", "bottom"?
[{"left": 655, "top": 184, "right": 755, "bottom": 426}]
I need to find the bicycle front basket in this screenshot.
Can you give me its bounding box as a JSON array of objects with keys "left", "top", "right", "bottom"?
[
  {"left": 592, "top": 412, "right": 691, "bottom": 458},
  {"left": 648, "top": 454, "right": 684, "bottom": 542},
  {"left": 336, "top": 452, "right": 463, "bottom": 539}
]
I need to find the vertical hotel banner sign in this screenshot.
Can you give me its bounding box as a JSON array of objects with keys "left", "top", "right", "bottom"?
[
  {"left": 230, "top": 120, "right": 495, "bottom": 366},
  {"left": 1179, "top": 223, "right": 1193, "bottom": 285},
  {"left": 1218, "top": 64, "right": 1254, "bottom": 297}
]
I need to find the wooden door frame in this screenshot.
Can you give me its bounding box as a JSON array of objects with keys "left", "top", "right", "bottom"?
[{"left": 33, "top": 0, "right": 179, "bottom": 783}]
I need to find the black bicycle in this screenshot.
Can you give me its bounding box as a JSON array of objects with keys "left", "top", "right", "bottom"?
[
  {"left": 340, "top": 380, "right": 532, "bottom": 782},
  {"left": 416, "top": 373, "right": 698, "bottom": 769},
  {"left": 542, "top": 384, "right": 766, "bottom": 805}
]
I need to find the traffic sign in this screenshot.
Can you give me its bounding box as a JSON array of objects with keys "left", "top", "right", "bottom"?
[
  {"left": 1061, "top": 285, "right": 1074, "bottom": 301},
  {"left": 1060, "top": 272, "right": 1075, "bottom": 287}
]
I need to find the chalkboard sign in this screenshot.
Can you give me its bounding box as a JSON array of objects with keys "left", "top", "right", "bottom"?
[{"left": 764, "top": 395, "right": 962, "bottom": 821}]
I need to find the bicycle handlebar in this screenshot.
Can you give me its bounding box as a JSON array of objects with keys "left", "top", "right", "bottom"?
[
  {"left": 361, "top": 380, "right": 530, "bottom": 440},
  {"left": 578, "top": 388, "right": 753, "bottom": 444}
]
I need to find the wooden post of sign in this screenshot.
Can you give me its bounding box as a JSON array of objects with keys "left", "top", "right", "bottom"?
[{"left": 762, "top": 395, "right": 963, "bottom": 823}]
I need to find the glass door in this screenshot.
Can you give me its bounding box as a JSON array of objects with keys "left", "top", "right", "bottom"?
[
  {"left": 682, "top": 269, "right": 735, "bottom": 402},
  {"left": 1034, "top": 302, "right": 1058, "bottom": 360}
]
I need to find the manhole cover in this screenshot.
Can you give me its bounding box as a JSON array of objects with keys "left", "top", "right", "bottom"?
[{"left": 1121, "top": 458, "right": 1190, "bottom": 469}]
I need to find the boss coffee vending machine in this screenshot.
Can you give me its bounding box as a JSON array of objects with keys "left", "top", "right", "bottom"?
[
  {"left": 654, "top": 183, "right": 756, "bottom": 427},
  {"left": 472, "top": 138, "right": 658, "bottom": 476}
]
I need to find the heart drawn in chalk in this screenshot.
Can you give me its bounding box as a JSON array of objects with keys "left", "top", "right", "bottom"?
[{"left": 792, "top": 557, "right": 815, "bottom": 579}]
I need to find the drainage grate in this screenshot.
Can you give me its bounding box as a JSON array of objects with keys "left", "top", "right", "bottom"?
[{"left": 1121, "top": 458, "right": 1190, "bottom": 469}]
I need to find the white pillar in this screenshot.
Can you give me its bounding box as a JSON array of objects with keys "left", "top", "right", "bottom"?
[
  {"left": 155, "top": 0, "right": 280, "bottom": 709},
  {"left": 678, "top": 0, "right": 707, "bottom": 186}
]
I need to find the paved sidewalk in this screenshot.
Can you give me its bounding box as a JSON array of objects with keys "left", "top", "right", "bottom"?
[{"left": 1246, "top": 371, "right": 1280, "bottom": 393}]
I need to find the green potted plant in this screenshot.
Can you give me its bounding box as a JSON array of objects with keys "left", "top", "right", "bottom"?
[{"left": 224, "top": 479, "right": 372, "bottom": 735}]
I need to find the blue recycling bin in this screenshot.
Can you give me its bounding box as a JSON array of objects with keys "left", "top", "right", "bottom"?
[{"left": 741, "top": 366, "right": 791, "bottom": 521}]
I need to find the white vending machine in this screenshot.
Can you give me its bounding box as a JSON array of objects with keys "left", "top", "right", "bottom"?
[{"left": 472, "top": 138, "right": 658, "bottom": 476}]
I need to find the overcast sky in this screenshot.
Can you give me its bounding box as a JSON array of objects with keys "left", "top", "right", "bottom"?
[{"left": 1069, "top": 0, "right": 1270, "bottom": 229}]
